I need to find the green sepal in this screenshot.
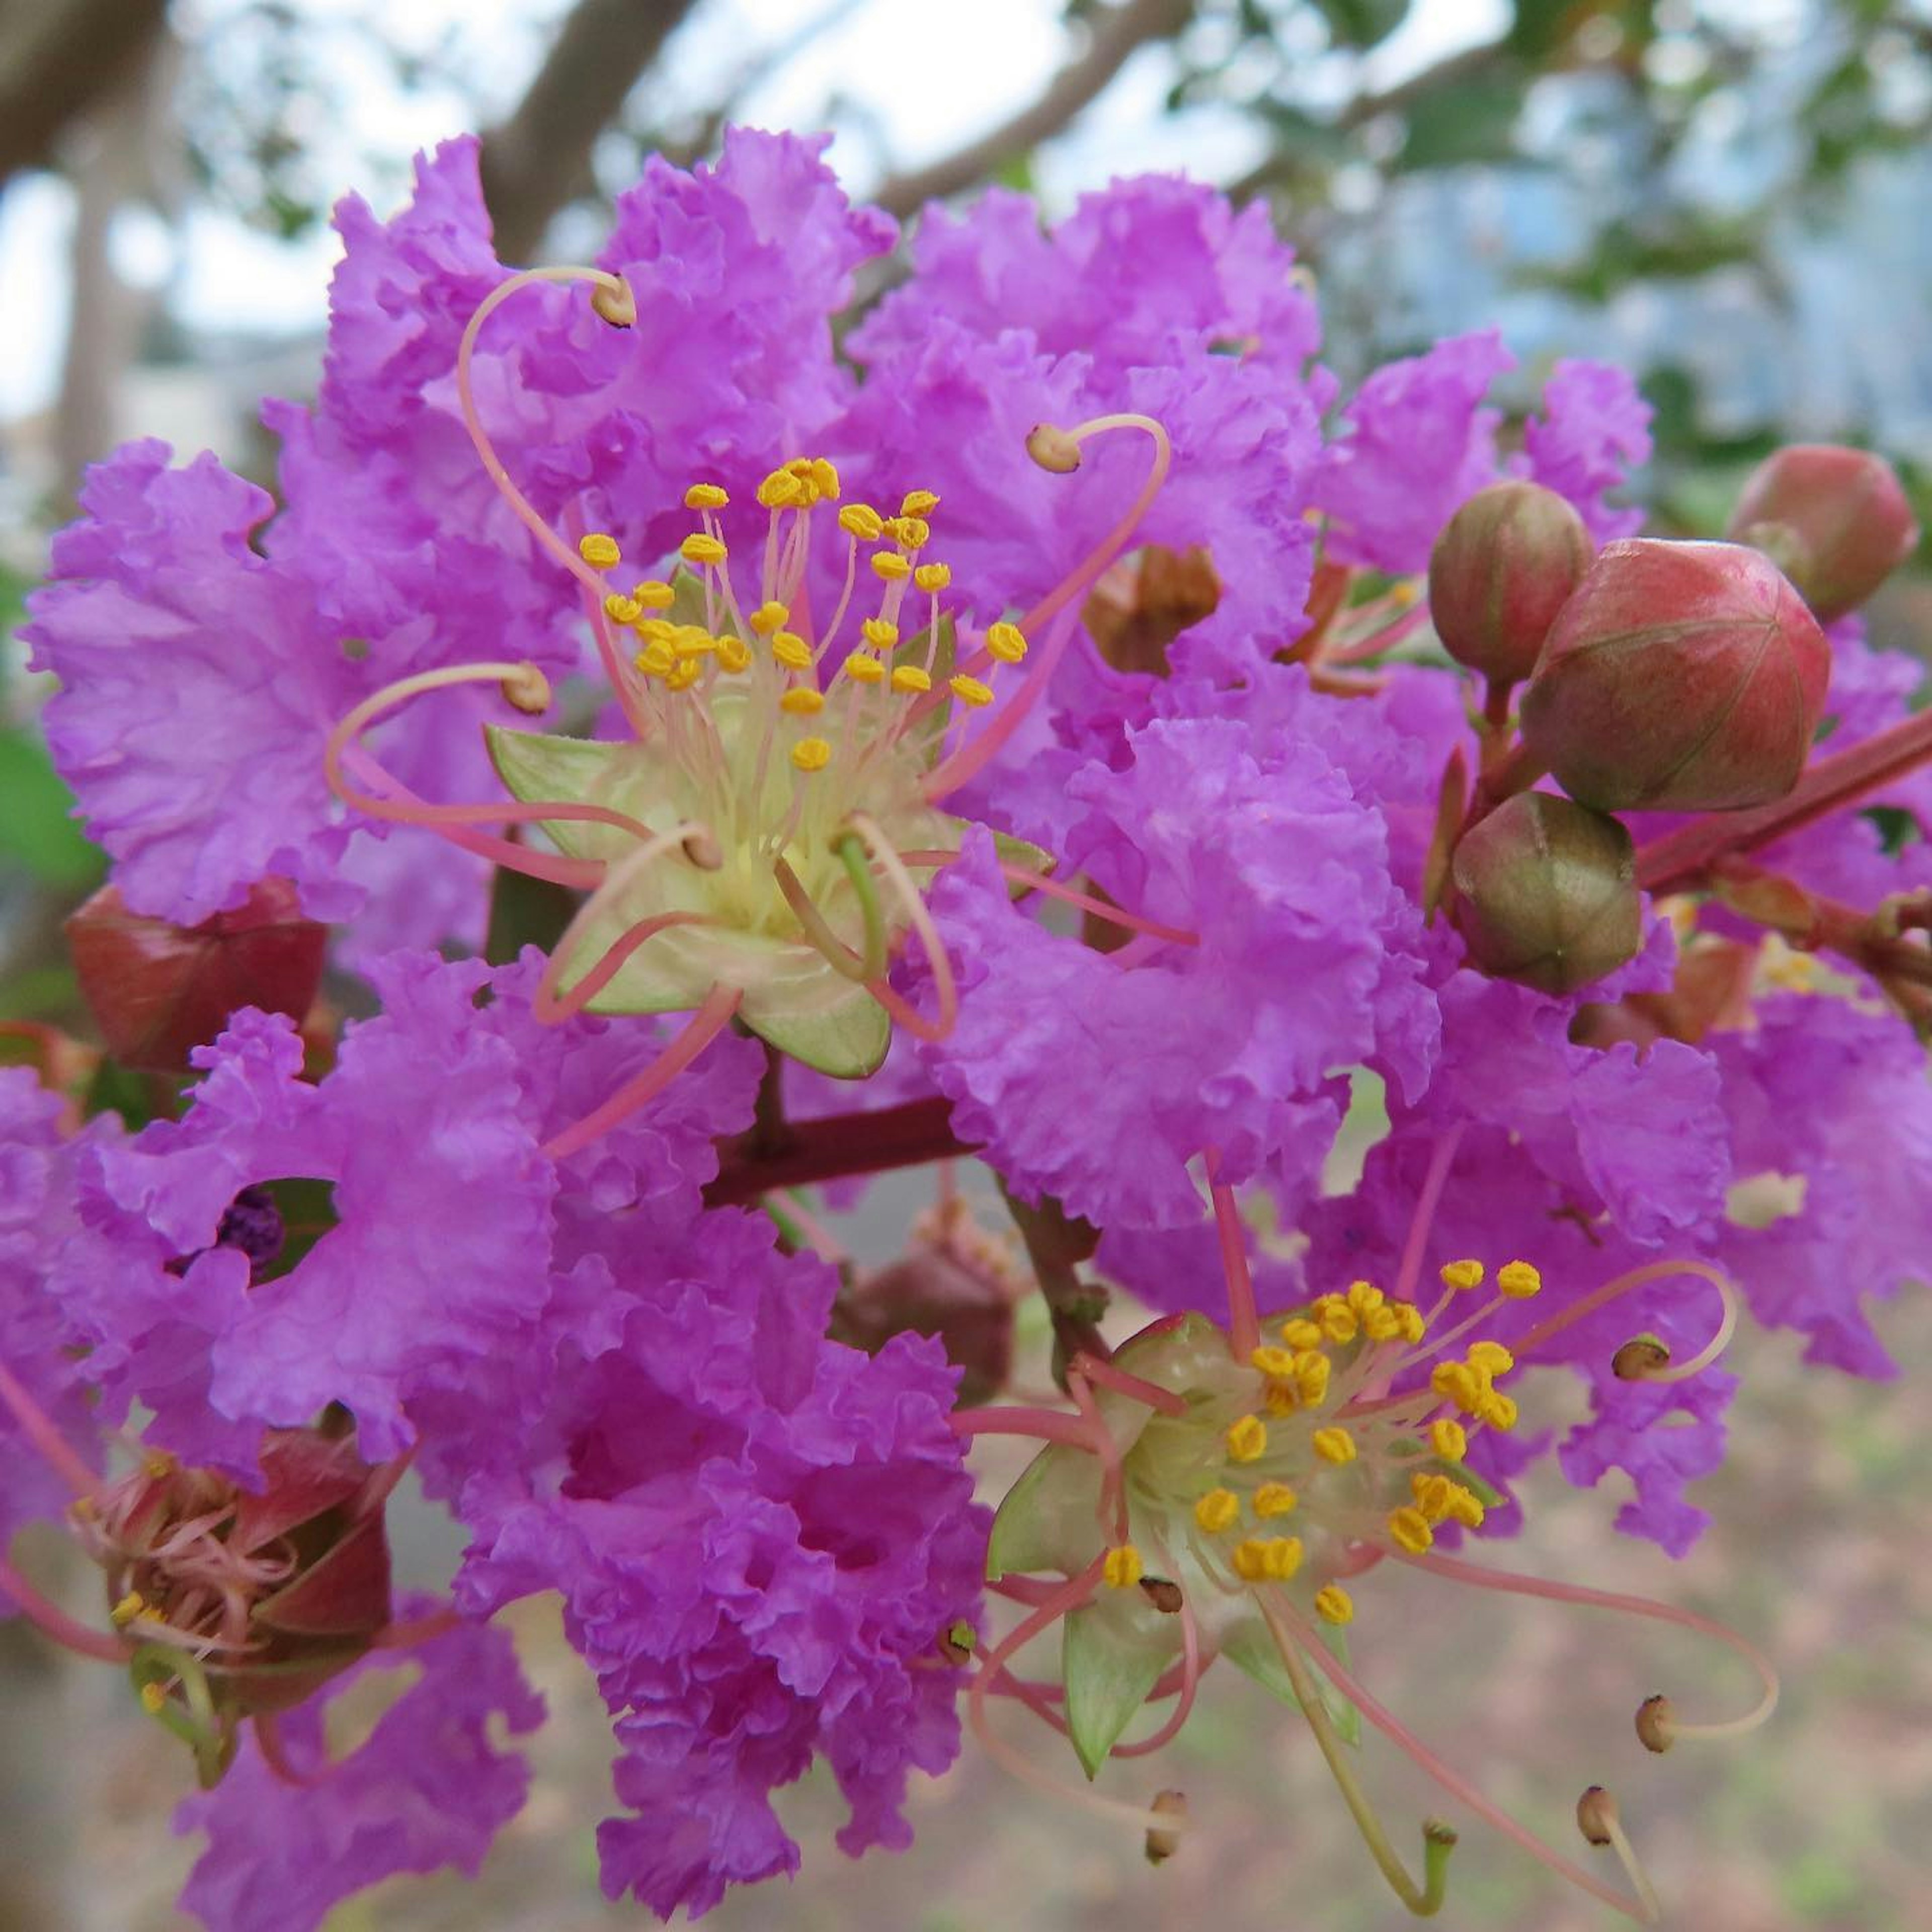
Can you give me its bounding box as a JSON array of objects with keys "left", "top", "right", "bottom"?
[
  {"left": 1063, "top": 1591, "right": 1176, "bottom": 1779},
  {"left": 985, "top": 1439, "right": 1101, "bottom": 1581},
  {"left": 739, "top": 978, "right": 891, "bottom": 1079},
  {"left": 1219, "top": 1613, "right": 1363, "bottom": 1747},
  {"left": 485, "top": 725, "right": 639, "bottom": 863}
]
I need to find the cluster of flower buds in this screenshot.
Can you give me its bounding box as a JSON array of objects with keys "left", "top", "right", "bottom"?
[{"left": 1432, "top": 445, "right": 1919, "bottom": 994}]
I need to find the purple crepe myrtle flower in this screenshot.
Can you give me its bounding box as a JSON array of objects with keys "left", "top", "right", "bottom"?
[
  {"left": 174, "top": 1599, "right": 544, "bottom": 1932},
  {"left": 1514, "top": 359, "right": 1654, "bottom": 546},
  {"left": 452, "top": 1206, "right": 987, "bottom": 1920}
]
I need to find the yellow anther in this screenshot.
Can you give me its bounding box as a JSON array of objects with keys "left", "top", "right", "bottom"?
[
  {"left": 862, "top": 617, "right": 900, "bottom": 650},
  {"left": 1430, "top": 1361, "right": 1484, "bottom": 1412},
  {"left": 914, "top": 561, "right": 952, "bottom": 592},
  {"left": 1253, "top": 1482, "right": 1298, "bottom": 1519},
  {"left": 901, "top": 489, "right": 940, "bottom": 517},
  {"left": 684, "top": 482, "right": 729, "bottom": 510},
  {"left": 1429, "top": 1418, "right": 1469, "bottom": 1462},
  {"left": 1251, "top": 1345, "right": 1298, "bottom": 1380},
  {"left": 139, "top": 1680, "right": 168, "bottom": 1715},
  {"left": 872, "top": 551, "right": 912, "bottom": 582},
  {"left": 844, "top": 654, "right": 887, "bottom": 685},
  {"left": 1392, "top": 1302, "right": 1427, "bottom": 1344},
  {"left": 680, "top": 532, "right": 728, "bottom": 567},
  {"left": 1296, "top": 1353, "right": 1331, "bottom": 1406},
  {"left": 1232, "top": 1537, "right": 1303, "bottom": 1583},
  {"left": 603, "top": 592, "right": 643, "bottom": 626},
  {"left": 772, "top": 631, "right": 814, "bottom": 671},
  {"left": 1226, "top": 1415, "right": 1268, "bottom": 1464},
  {"left": 142, "top": 1452, "right": 175, "bottom": 1480},
  {"left": 1231, "top": 1539, "right": 1269, "bottom": 1582},
  {"left": 749, "top": 601, "right": 789, "bottom": 636},
  {"left": 633, "top": 579, "right": 676, "bottom": 609},
  {"left": 949, "top": 674, "right": 994, "bottom": 707},
  {"left": 715, "top": 635, "right": 750, "bottom": 674},
  {"left": 69, "top": 1496, "right": 96, "bottom": 1522},
  {"left": 790, "top": 738, "right": 833, "bottom": 773},
  {"left": 890, "top": 665, "right": 931, "bottom": 694},
  {"left": 578, "top": 532, "right": 621, "bottom": 570},
  {"left": 1497, "top": 1260, "right": 1543, "bottom": 1299},
  {"left": 1467, "top": 1340, "right": 1515, "bottom": 1377},
  {"left": 1388, "top": 1506, "right": 1435, "bottom": 1555},
  {"left": 1194, "top": 1488, "right": 1241, "bottom": 1534},
  {"left": 1440, "top": 1258, "right": 1486, "bottom": 1293},
  {"left": 1391, "top": 579, "right": 1420, "bottom": 608},
  {"left": 808, "top": 457, "right": 841, "bottom": 500},
  {"left": 1312, "top": 1425, "right": 1356, "bottom": 1465},
  {"left": 757, "top": 468, "right": 808, "bottom": 510},
  {"left": 1103, "top": 1544, "right": 1145, "bottom": 1589},
  {"left": 887, "top": 515, "right": 931, "bottom": 550},
  {"left": 1477, "top": 1390, "right": 1520, "bottom": 1431},
  {"left": 986, "top": 621, "right": 1028, "bottom": 664},
  {"left": 839, "top": 503, "right": 885, "bottom": 541},
  {"left": 1345, "top": 1279, "right": 1385, "bottom": 1315},
  {"left": 110, "top": 1590, "right": 145, "bottom": 1627},
  {"left": 1315, "top": 1584, "right": 1355, "bottom": 1626},
  {"left": 665, "top": 659, "right": 703, "bottom": 692},
  {"left": 1443, "top": 1482, "right": 1487, "bottom": 1529},
  {"left": 1318, "top": 1301, "right": 1359, "bottom": 1344},
  {"left": 1362, "top": 1305, "right": 1402, "bottom": 1343},
  {"left": 1412, "top": 1472, "right": 1455, "bottom": 1522},
  {"left": 780, "top": 688, "right": 825, "bottom": 716},
  {"left": 1279, "top": 1317, "right": 1324, "bottom": 1351},
  {"left": 634, "top": 639, "right": 675, "bottom": 678},
  {"left": 1263, "top": 1379, "right": 1299, "bottom": 1418},
  {"left": 672, "top": 625, "right": 716, "bottom": 658}
]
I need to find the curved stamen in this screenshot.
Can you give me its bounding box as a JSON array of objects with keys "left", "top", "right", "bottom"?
[
  {"left": 1394, "top": 1547, "right": 1779, "bottom": 1742},
  {"left": 1003, "top": 867, "right": 1201, "bottom": 947},
  {"left": 1261, "top": 1597, "right": 1455, "bottom": 1917},
  {"left": 1066, "top": 1350, "right": 1189, "bottom": 1418},
  {"left": 253, "top": 1710, "right": 325, "bottom": 1788},
  {"left": 952, "top": 1407, "right": 1105, "bottom": 1454},
  {"left": 849, "top": 812, "right": 959, "bottom": 1042},
  {"left": 1204, "top": 1147, "right": 1262, "bottom": 1360},
  {"left": 1066, "top": 1369, "right": 1129, "bottom": 1542},
  {"left": 455, "top": 264, "right": 636, "bottom": 604},
  {"left": 1110, "top": 1592, "right": 1202, "bottom": 1759},
  {"left": 1266, "top": 1591, "right": 1660, "bottom": 1923},
  {"left": 539, "top": 982, "right": 743, "bottom": 1161},
  {"left": 772, "top": 831, "right": 887, "bottom": 985},
  {"left": 533, "top": 820, "right": 714, "bottom": 1023},
  {"left": 968, "top": 1556, "right": 1188, "bottom": 1836},
  {"left": 324, "top": 663, "right": 630, "bottom": 889},
  {"left": 1511, "top": 1260, "right": 1739, "bottom": 1382},
  {"left": 0, "top": 1552, "right": 127, "bottom": 1662}
]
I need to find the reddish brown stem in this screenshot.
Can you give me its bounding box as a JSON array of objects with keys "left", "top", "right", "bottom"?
[
  {"left": 1636, "top": 705, "right": 1932, "bottom": 895},
  {"left": 705, "top": 1096, "right": 976, "bottom": 1205}
]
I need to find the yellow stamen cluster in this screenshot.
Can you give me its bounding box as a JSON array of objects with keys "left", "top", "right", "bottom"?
[
  {"left": 1429, "top": 1349, "right": 1520, "bottom": 1431},
  {"left": 1103, "top": 1544, "right": 1145, "bottom": 1589}
]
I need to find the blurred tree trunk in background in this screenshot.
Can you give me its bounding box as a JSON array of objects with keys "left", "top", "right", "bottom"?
[{"left": 0, "top": 0, "right": 168, "bottom": 192}]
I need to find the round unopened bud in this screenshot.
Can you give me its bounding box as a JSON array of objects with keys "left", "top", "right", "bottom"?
[
  {"left": 835, "top": 1242, "right": 1016, "bottom": 1405},
  {"left": 501, "top": 663, "right": 552, "bottom": 714},
  {"left": 1452, "top": 792, "right": 1641, "bottom": 994},
  {"left": 1576, "top": 1786, "right": 1621, "bottom": 1847},
  {"left": 1521, "top": 539, "right": 1830, "bottom": 812},
  {"left": 1612, "top": 1334, "right": 1672, "bottom": 1380},
  {"left": 1635, "top": 1694, "right": 1676, "bottom": 1753},
  {"left": 1026, "top": 422, "right": 1083, "bottom": 473},
  {"left": 590, "top": 277, "right": 637, "bottom": 329},
  {"left": 1428, "top": 481, "right": 1594, "bottom": 684},
  {"left": 1145, "top": 1789, "right": 1188, "bottom": 1865},
  {"left": 1726, "top": 444, "right": 1919, "bottom": 623}
]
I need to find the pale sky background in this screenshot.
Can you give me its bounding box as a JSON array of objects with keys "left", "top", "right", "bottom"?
[{"left": 0, "top": 0, "right": 1509, "bottom": 422}]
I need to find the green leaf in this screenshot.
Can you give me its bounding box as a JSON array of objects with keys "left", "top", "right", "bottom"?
[
  {"left": 1397, "top": 74, "right": 1526, "bottom": 172},
  {"left": 1311, "top": 0, "right": 1410, "bottom": 48},
  {"left": 484, "top": 863, "right": 578, "bottom": 966},
  {"left": 0, "top": 727, "right": 104, "bottom": 890},
  {"left": 1063, "top": 1594, "right": 1174, "bottom": 1779}
]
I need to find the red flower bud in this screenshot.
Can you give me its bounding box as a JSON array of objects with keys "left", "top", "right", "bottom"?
[
  {"left": 65, "top": 877, "right": 326, "bottom": 1071},
  {"left": 1726, "top": 443, "right": 1919, "bottom": 623},
  {"left": 1452, "top": 792, "right": 1641, "bottom": 995},
  {"left": 1520, "top": 539, "right": 1830, "bottom": 812},
  {"left": 1428, "top": 481, "right": 1594, "bottom": 684}
]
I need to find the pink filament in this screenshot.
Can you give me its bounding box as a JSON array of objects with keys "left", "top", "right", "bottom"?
[
  {"left": 369, "top": 1605, "right": 463, "bottom": 1650},
  {"left": 1067, "top": 1350, "right": 1188, "bottom": 1418},
  {"left": 922, "top": 601, "right": 1079, "bottom": 800},
  {"left": 1003, "top": 866, "right": 1200, "bottom": 947},
  {"left": 0, "top": 1553, "right": 127, "bottom": 1663},
  {"left": 539, "top": 983, "right": 743, "bottom": 1161},
  {"left": 1204, "top": 1147, "right": 1262, "bottom": 1360},
  {"left": 1264, "top": 1592, "right": 1658, "bottom": 1922},
  {"left": 252, "top": 1711, "right": 325, "bottom": 1787},
  {"left": 1111, "top": 1593, "right": 1202, "bottom": 1758},
  {"left": 0, "top": 1358, "right": 98, "bottom": 1496},
  {"left": 1511, "top": 1259, "right": 1736, "bottom": 1365},
  {"left": 1066, "top": 1370, "right": 1128, "bottom": 1543},
  {"left": 850, "top": 812, "right": 959, "bottom": 1042},
  {"left": 952, "top": 1407, "right": 1105, "bottom": 1453},
  {"left": 1394, "top": 1125, "right": 1464, "bottom": 1307}
]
